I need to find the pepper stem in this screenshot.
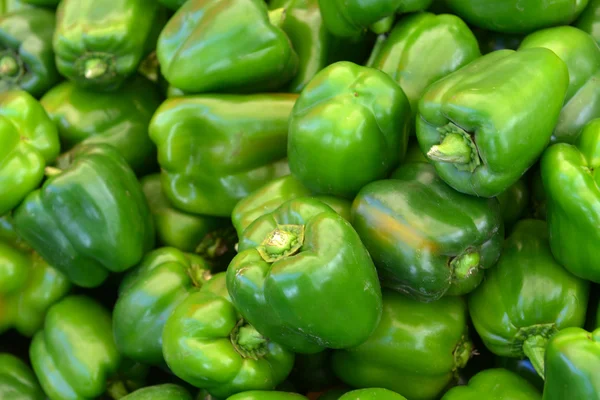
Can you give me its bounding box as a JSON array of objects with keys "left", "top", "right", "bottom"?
[
  {"left": 257, "top": 224, "right": 304, "bottom": 263},
  {"left": 427, "top": 123, "right": 481, "bottom": 172},
  {"left": 0, "top": 55, "right": 18, "bottom": 77},
  {"left": 84, "top": 58, "right": 108, "bottom": 80},
  {"left": 370, "top": 15, "right": 394, "bottom": 34},
  {"left": 451, "top": 251, "right": 480, "bottom": 280},
  {"left": 106, "top": 380, "right": 129, "bottom": 399},
  {"left": 230, "top": 320, "right": 268, "bottom": 360},
  {"left": 268, "top": 7, "right": 286, "bottom": 28},
  {"left": 187, "top": 263, "right": 212, "bottom": 288},
  {"left": 522, "top": 335, "right": 548, "bottom": 379},
  {"left": 44, "top": 166, "right": 62, "bottom": 177},
  {"left": 453, "top": 335, "right": 474, "bottom": 371}
]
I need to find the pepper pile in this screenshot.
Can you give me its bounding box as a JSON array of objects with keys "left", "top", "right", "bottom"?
[{"left": 1, "top": 0, "right": 600, "bottom": 399}]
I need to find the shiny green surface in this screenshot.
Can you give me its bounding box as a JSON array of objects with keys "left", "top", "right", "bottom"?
[
  {"left": 576, "top": 0, "right": 600, "bottom": 45},
  {"left": 288, "top": 61, "right": 411, "bottom": 198},
  {"left": 227, "top": 392, "right": 308, "bottom": 400},
  {"left": 0, "top": 353, "right": 44, "bottom": 400},
  {"left": 338, "top": 389, "right": 407, "bottom": 400},
  {"left": 332, "top": 290, "right": 472, "bottom": 400},
  {"left": 442, "top": 368, "right": 541, "bottom": 399},
  {"left": 122, "top": 384, "right": 193, "bottom": 400}
]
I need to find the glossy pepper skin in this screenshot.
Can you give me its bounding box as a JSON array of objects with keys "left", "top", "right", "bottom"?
[
  {"left": 338, "top": 389, "right": 407, "bottom": 400},
  {"left": 0, "top": 9, "right": 59, "bottom": 97},
  {"left": 352, "top": 163, "right": 503, "bottom": 302},
  {"left": 0, "top": 90, "right": 59, "bottom": 217},
  {"left": 416, "top": 48, "right": 569, "bottom": 197},
  {"left": 519, "top": 26, "right": 600, "bottom": 144},
  {"left": 441, "top": 368, "right": 541, "bottom": 400},
  {"left": 53, "top": 0, "right": 163, "bottom": 91},
  {"left": 121, "top": 384, "right": 193, "bottom": 400},
  {"left": 0, "top": 353, "right": 44, "bottom": 400},
  {"left": 227, "top": 197, "right": 382, "bottom": 353},
  {"left": 469, "top": 219, "right": 590, "bottom": 378},
  {"left": 332, "top": 290, "right": 473, "bottom": 400},
  {"left": 150, "top": 94, "right": 295, "bottom": 217},
  {"left": 576, "top": 0, "right": 600, "bottom": 45},
  {"left": 445, "top": 0, "right": 589, "bottom": 34},
  {"left": 157, "top": 0, "right": 298, "bottom": 94},
  {"left": 288, "top": 61, "right": 411, "bottom": 198},
  {"left": 543, "top": 327, "right": 600, "bottom": 400},
  {"left": 366, "top": 12, "right": 480, "bottom": 119},
  {"left": 13, "top": 144, "right": 155, "bottom": 288},
  {"left": 227, "top": 392, "right": 308, "bottom": 400},
  {"left": 541, "top": 118, "right": 600, "bottom": 282}
]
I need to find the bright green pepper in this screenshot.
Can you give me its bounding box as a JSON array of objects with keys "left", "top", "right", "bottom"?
[
  {"left": 496, "top": 178, "right": 529, "bottom": 232},
  {"left": 541, "top": 118, "right": 600, "bottom": 282},
  {"left": 543, "top": 327, "right": 600, "bottom": 399},
  {"left": 53, "top": 0, "right": 164, "bottom": 91},
  {"left": 576, "top": 0, "right": 600, "bottom": 45},
  {"left": 442, "top": 368, "right": 541, "bottom": 399},
  {"left": 150, "top": 94, "right": 296, "bottom": 217},
  {"left": 417, "top": 48, "right": 569, "bottom": 197},
  {"left": 0, "top": 0, "right": 31, "bottom": 14},
  {"left": 227, "top": 197, "right": 382, "bottom": 353},
  {"left": 0, "top": 9, "right": 59, "bottom": 97},
  {"left": 0, "top": 216, "right": 29, "bottom": 252},
  {"left": 444, "top": 0, "right": 589, "bottom": 34},
  {"left": 403, "top": 138, "right": 429, "bottom": 163},
  {"left": 0, "top": 353, "right": 44, "bottom": 400},
  {"left": 0, "top": 90, "right": 59, "bottom": 217},
  {"left": 122, "top": 384, "right": 194, "bottom": 400},
  {"left": 288, "top": 61, "right": 411, "bottom": 198},
  {"left": 314, "top": 195, "right": 351, "bottom": 222},
  {"left": 366, "top": 12, "right": 480, "bottom": 119},
  {"left": 14, "top": 144, "right": 155, "bottom": 288},
  {"left": 40, "top": 75, "right": 162, "bottom": 175},
  {"left": 157, "top": 0, "right": 298, "bottom": 94},
  {"left": 352, "top": 162, "right": 503, "bottom": 302},
  {"left": 332, "top": 290, "right": 473, "bottom": 400},
  {"left": 338, "top": 389, "right": 407, "bottom": 400},
  {"left": 468, "top": 219, "right": 590, "bottom": 378},
  {"left": 227, "top": 392, "right": 308, "bottom": 400}
]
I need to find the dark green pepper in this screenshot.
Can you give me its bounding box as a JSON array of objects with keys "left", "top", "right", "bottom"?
[
  {"left": 158, "top": 0, "right": 187, "bottom": 10},
  {"left": 575, "top": 0, "right": 600, "bottom": 45},
  {"left": 227, "top": 392, "right": 308, "bottom": 400},
  {"left": 121, "top": 384, "right": 194, "bottom": 400},
  {"left": 494, "top": 357, "right": 544, "bottom": 392},
  {"left": 20, "top": 0, "right": 58, "bottom": 5},
  {"left": 441, "top": 368, "right": 541, "bottom": 399},
  {"left": 496, "top": 178, "right": 529, "bottom": 232},
  {"left": 0, "top": 353, "right": 44, "bottom": 400}
]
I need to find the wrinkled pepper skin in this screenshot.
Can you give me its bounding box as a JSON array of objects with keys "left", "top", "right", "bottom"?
[
  {"left": 0, "top": 353, "right": 44, "bottom": 400},
  {"left": 288, "top": 61, "right": 411, "bottom": 198},
  {"left": 338, "top": 389, "right": 407, "bottom": 400},
  {"left": 496, "top": 178, "right": 529, "bottom": 232},
  {"left": 469, "top": 220, "right": 589, "bottom": 378},
  {"left": 162, "top": 290, "right": 295, "bottom": 398},
  {"left": 13, "top": 144, "right": 155, "bottom": 288},
  {"left": 576, "top": 0, "right": 600, "bottom": 45},
  {"left": 444, "top": 0, "right": 588, "bottom": 34},
  {"left": 121, "top": 384, "right": 193, "bottom": 400},
  {"left": 53, "top": 0, "right": 163, "bottom": 91},
  {"left": 0, "top": 9, "right": 59, "bottom": 97},
  {"left": 441, "top": 368, "right": 541, "bottom": 400},
  {"left": 519, "top": 26, "right": 600, "bottom": 144},
  {"left": 352, "top": 163, "right": 503, "bottom": 302},
  {"left": 150, "top": 94, "right": 296, "bottom": 217},
  {"left": 543, "top": 327, "right": 600, "bottom": 400},
  {"left": 332, "top": 290, "right": 473, "bottom": 400},
  {"left": 158, "top": 0, "right": 298, "bottom": 94},
  {"left": 0, "top": 242, "right": 70, "bottom": 337},
  {"left": 41, "top": 75, "right": 162, "bottom": 174},
  {"left": 367, "top": 12, "right": 480, "bottom": 118},
  {"left": 227, "top": 392, "right": 308, "bottom": 400},
  {"left": 228, "top": 197, "right": 382, "bottom": 353},
  {"left": 416, "top": 48, "right": 569, "bottom": 197}
]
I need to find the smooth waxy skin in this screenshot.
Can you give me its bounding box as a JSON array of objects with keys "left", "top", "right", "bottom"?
[
  {"left": 442, "top": 368, "right": 541, "bottom": 400},
  {"left": 519, "top": 26, "right": 600, "bottom": 144},
  {"left": 227, "top": 392, "right": 308, "bottom": 400},
  {"left": 367, "top": 12, "right": 480, "bottom": 117},
  {"left": 339, "top": 389, "right": 407, "bottom": 400},
  {"left": 41, "top": 75, "right": 162, "bottom": 174},
  {"left": 352, "top": 163, "right": 503, "bottom": 302},
  {"left": 288, "top": 61, "right": 411, "bottom": 198},
  {"left": 0, "top": 9, "right": 59, "bottom": 97},
  {"left": 0, "top": 90, "right": 59, "bottom": 216},
  {"left": 13, "top": 145, "right": 155, "bottom": 288},
  {"left": 469, "top": 220, "right": 589, "bottom": 376},
  {"left": 158, "top": 0, "right": 298, "bottom": 94},
  {"left": 417, "top": 48, "right": 569, "bottom": 197},
  {"left": 228, "top": 198, "right": 382, "bottom": 353},
  {"left": 576, "top": 0, "right": 600, "bottom": 45},
  {"left": 121, "top": 384, "right": 193, "bottom": 400},
  {"left": 445, "top": 0, "right": 588, "bottom": 33},
  {"left": 0, "top": 353, "right": 44, "bottom": 400},
  {"left": 543, "top": 327, "right": 600, "bottom": 400},
  {"left": 150, "top": 94, "right": 295, "bottom": 217},
  {"left": 541, "top": 119, "right": 600, "bottom": 282},
  {"left": 332, "top": 290, "right": 472, "bottom": 400}
]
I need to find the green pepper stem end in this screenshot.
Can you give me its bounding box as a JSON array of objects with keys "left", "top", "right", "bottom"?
[{"left": 522, "top": 335, "right": 548, "bottom": 379}]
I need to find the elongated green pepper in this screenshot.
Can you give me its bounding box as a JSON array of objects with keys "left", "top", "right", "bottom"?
[
  {"left": 442, "top": 368, "right": 541, "bottom": 399},
  {"left": 0, "top": 353, "right": 44, "bottom": 400}
]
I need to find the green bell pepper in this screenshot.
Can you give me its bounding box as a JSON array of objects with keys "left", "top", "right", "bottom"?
[
  {"left": 352, "top": 162, "right": 503, "bottom": 302},
  {"left": 519, "top": 26, "right": 600, "bottom": 144},
  {"left": 0, "top": 9, "right": 59, "bottom": 97},
  {"left": 441, "top": 368, "right": 541, "bottom": 399},
  {"left": 0, "top": 353, "right": 44, "bottom": 400},
  {"left": 494, "top": 357, "right": 544, "bottom": 392},
  {"left": 53, "top": 0, "right": 164, "bottom": 91},
  {"left": 20, "top": 0, "right": 58, "bottom": 5},
  {"left": 227, "top": 392, "right": 308, "bottom": 400},
  {"left": 416, "top": 48, "right": 569, "bottom": 197},
  {"left": 366, "top": 12, "right": 480, "bottom": 119},
  {"left": 338, "top": 389, "right": 407, "bottom": 400},
  {"left": 543, "top": 327, "right": 600, "bottom": 399},
  {"left": 0, "top": 215, "right": 29, "bottom": 252},
  {"left": 13, "top": 144, "right": 155, "bottom": 288},
  {"left": 227, "top": 197, "right": 382, "bottom": 353},
  {"left": 122, "top": 384, "right": 193, "bottom": 400},
  {"left": 41, "top": 75, "right": 162, "bottom": 175},
  {"left": 288, "top": 61, "right": 411, "bottom": 198},
  {"left": 0, "top": 90, "right": 59, "bottom": 217},
  {"left": 468, "top": 219, "right": 590, "bottom": 378},
  {"left": 157, "top": 0, "right": 298, "bottom": 94},
  {"left": 158, "top": 0, "right": 187, "bottom": 10},
  {"left": 0, "top": 0, "right": 31, "bottom": 14},
  {"left": 527, "top": 166, "right": 547, "bottom": 220},
  {"left": 149, "top": 94, "right": 296, "bottom": 217},
  {"left": 331, "top": 289, "right": 473, "bottom": 400},
  {"left": 497, "top": 178, "right": 529, "bottom": 232},
  {"left": 576, "top": 0, "right": 600, "bottom": 45},
  {"left": 444, "top": 0, "right": 589, "bottom": 34},
  {"left": 403, "top": 138, "right": 429, "bottom": 163},
  {"left": 541, "top": 118, "right": 600, "bottom": 282}
]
